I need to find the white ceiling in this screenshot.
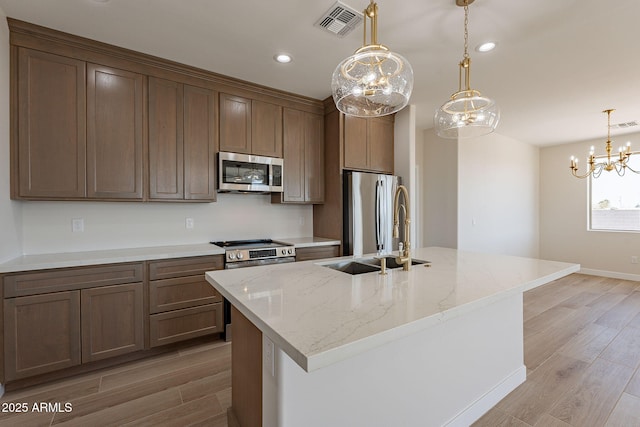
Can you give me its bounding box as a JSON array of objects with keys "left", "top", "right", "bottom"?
[{"left": 1, "top": 0, "right": 639, "bottom": 146}]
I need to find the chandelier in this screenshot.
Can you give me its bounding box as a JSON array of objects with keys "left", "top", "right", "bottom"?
[
  {"left": 435, "top": 0, "right": 499, "bottom": 138},
  {"left": 331, "top": 1, "right": 413, "bottom": 118},
  {"left": 570, "top": 109, "right": 640, "bottom": 178}
]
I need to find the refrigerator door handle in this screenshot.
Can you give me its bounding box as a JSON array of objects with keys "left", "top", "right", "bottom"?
[{"left": 375, "top": 180, "right": 382, "bottom": 251}]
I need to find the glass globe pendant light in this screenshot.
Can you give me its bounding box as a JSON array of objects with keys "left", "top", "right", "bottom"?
[
  {"left": 331, "top": 1, "right": 413, "bottom": 118},
  {"left": 435, "top": 0, "right": 499, "bottom": 138}
]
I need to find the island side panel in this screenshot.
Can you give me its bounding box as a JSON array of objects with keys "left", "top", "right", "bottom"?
[
  {"left": 231, "top": 306, "right": 262, "bottom": 427},
  {"left": 266, "top": 292, "right": 525, "bottom": 427}
]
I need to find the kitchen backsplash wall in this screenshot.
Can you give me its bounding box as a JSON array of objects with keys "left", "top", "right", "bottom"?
[{"left": 21, "top": 194, "right": 312, "bottom": 254}]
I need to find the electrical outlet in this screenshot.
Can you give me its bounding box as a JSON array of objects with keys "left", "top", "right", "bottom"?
[
  {"left": 632, "top": 256, "right": 638, "bottom": 264},
  {"left": 71, "top": 218, "right": 84, "bottom": 233},
  {"left": 264, "top": 337, "right": 275, "bottom": 377},
  {"left": 185, "top": 218, "right": 194, "bottom": 229}
]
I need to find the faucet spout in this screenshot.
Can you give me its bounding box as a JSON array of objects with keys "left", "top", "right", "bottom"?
[{"left": 392, "top": 185, "right": 411, "bottom": 271}]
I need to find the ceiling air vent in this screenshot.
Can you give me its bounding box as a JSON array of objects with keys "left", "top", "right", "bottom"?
[
  {"left": 611, "top": 121, "right": 639, "bottom": 129},
  {"left": 315, "top": 1, "right": 363, "bottom": 38}
]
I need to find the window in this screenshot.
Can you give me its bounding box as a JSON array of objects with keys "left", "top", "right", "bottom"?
[{"left": 590, "top": 155, "right": 640, "bottom": 231}]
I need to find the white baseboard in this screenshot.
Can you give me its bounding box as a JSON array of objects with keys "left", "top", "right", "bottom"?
[
  {"left": 580, "top": 268, "right": 640, "bottom": 282},
  {"left": 445, "top": 365, "right": 527, "bottom": 427}
]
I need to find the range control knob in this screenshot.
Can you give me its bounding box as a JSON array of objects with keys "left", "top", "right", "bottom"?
[
  {"left": 287, "top": 248, "right": 293, "bottom": 254},
  {"left": 237, "top": 252, "right": 244, "bottom": 259},
  {"left": 228, "top": 253, "right": 236, "bottom": 260},
  {"left": 281, "top": 249, "right": 287, "bottom": 255}
]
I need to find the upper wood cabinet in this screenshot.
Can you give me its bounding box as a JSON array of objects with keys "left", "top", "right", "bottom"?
[
  {"left": 15, "top": 48, "right": 87, "bottom": 199},
  {"left": 9, "top": 20, "right": 325, "bottom": 202},
  {"left": 273, "top": 108, "right": 324, "bottom": 204},
  {"left": 219, "top": 93, "right": 283, "bottom": 157},
  {"left": 343, "top": 115, "right": 394, "bottom": 174},
  {"left": 148, "top": 77, "right": 216, "bottom": 201},
  {"left": 87, "top": 64, "right": 145, "bottom": 199},
  {"left": 252, "top": 100, "right": 283, "bottom": 157}
]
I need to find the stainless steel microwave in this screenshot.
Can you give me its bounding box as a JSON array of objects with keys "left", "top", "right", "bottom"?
[{"left": 218, "top": 152, "right": 284, "bottom": 193}]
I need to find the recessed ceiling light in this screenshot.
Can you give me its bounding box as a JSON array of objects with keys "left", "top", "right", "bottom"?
[
  {"left": 274, "top": 54, "right": 292, "bottom": 64},
  {"left": 476, "top": 41, "right": 496, "bottom": 52}
]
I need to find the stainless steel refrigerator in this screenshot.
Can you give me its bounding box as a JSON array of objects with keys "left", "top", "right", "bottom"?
[{"left": 343, "top": 171, "right": 402, "bottom": 257}]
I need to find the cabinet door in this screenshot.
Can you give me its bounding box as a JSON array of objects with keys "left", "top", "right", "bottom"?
[
  {"left": 184, "top": 85, "right": 216, "bottom": 201},
  {"left": 17, "top": 48, "right": 86, "bottom": 198},
  {"left": 81, "top": 283, "right": 144, "bottom": 363},
  {"left": 305, "top": 112, "right": 325, "bottom": 203},
  {"left": 252, "top": 100, "right": 282, "bottom": 157},
  {"left": 282, "top": 108, "right": 305, "bottom": 202},
  {"left": 148, "top": 77, "right": 184, "bottom": 200},
  {"left": 368, "top": 117, "right": 394, "bottom": 174},
  {"left": 87, "top": 64, "right": 144, "bottom": 199},
  {"left": 343, "top": 115, "right": 369, "bottom": 171},
  {"left": 4, "top": 292, "right": 81, "bottom": 381},
  {"left": 219, "top": 93, "right": 251, "bottom": 154}
]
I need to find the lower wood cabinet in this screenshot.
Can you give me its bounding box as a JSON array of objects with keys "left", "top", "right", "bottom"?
[
  {"left": 3, "top": 291, "right": 81, "bottom": 381},
  {"left": 81, "top": 283, "right": 144, "bottom": 363},
  {"left": 295, "top": 245, "right": 340, "bottom": 261},
  {"left": 148, "top": 256, "right": 224, "bottom": 348}
]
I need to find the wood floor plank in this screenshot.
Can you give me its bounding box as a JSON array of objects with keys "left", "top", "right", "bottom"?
[
  {"left": 549, "top": 357, "right": 635, "bottom": 427},
  {"left": 532, "top": 413, "right": 572, "bottom": 427},
  {"left": 0, "top": 410, "right": 54, "bottom": 427},
  {"left": 559, "top": 291, "right": 602, "bottom": 309},
  {"left": 472, "top": 406, "right": 530, "bottom": 427},
  {"left": 608, "top": 280, "right": 640, "bottom": 294},
  {"left": 0, "top": 378, "right": 100, "bottom": 423},
  {"left": 99, "top": 343, "right": 230, "bottom": 391},
  {"left": 595, "top": 291, "right": 640, "bottom": 330},
  {"left": 53, "top": 388, "right": 183, "bottom": 427},
  {"left": 524, "top": 305, "right": 576, "bottom": 332},
  {"left": 52, "top": 357, "right": 231, "bottom": 424},
  {"left": 179, "top": 369, "right": 231, "bottom": 403},
  {"left": 557, "top": 323, "right": 619, "bottom": 363},
  {"left": 496, "top": 353, "right": 588, "bottom": 425},
  {"left": 599, "top": 325, "right": 640, "bottom": 369},
  {"left": 122, "top": 393, "right": 224, "bottom": 427},
  {"left": 604, "top": 392, "right": 640, "bottom": 427},
  {"left": 625, "top": 368, "right": 640, "bottom": 398}
]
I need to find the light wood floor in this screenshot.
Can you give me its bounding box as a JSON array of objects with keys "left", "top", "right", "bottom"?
[
  {"left": 0, "top": 339, "right": 232, "bottom": 426},
  {"left": 1, "top": 273, "right": 639, "bottom": 427},
  {"left": 474, "top": 273, "right": 640, "bottom": 427}
]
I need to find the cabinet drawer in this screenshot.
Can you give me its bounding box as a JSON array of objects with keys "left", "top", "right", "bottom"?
[
  {"left": 149, "top": 303, "right": 223, "bottom": 347},
  {"left": 148, "top": 255, "right": 223, "bottom": 280},
  {"left": 150, "top": 275, "right": 221, "bottom": 314},
  {"left": 3, "top": 263, "right": 144, "bottom": 298},
  {"left": 295, "top": 245, "right": 340, "bottom": 262}
]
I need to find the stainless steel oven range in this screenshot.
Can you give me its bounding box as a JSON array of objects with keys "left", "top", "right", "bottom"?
[{"left": 210, "top": 239, "right": 296, "bottom": 341}]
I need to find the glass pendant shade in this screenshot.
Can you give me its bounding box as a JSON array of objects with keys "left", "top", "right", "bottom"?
[
  {"left": 332, "top": 45, "right": 413, "bottom": 117},
  {"left": 435, "top": 0, "right": 499, "bottom": 139},
  {"left": 331, "top": 1, "right": 413, "bottom": 118},
  {"left": 435, "top": 89, "right": 500, "bottom": 138}
]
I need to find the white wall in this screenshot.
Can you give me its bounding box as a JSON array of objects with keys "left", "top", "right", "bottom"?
[
  {"left": 0, "top": 9, "right": 23, "bottom": 262},
  {"left": 458, "top": 133, "right": 540, "bottom": 258},
  {"left": 540, "top": 134, "right": 640, "bottom": 279},
  {"left": 394, "top": 105, "right": 418, "bottom": 248},
  {"left": 423, "top": 128, "right": 458, "bottom": 248},
  {"left": 421, "top": 129, "right": 539, "bottom": 258},
  {"left": 21, "top": 195, "right": 312, "bottom": 254}
]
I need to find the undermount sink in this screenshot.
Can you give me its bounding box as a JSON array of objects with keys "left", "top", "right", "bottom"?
[
  {"left": 322, "top": 257, "right": 430, "bottom": 275},
  {"left": 361, "top": 256, "right": 430, "bottom": 270},
  {"left": 324, "top": 260, "right": 381, "bottom": 275}
]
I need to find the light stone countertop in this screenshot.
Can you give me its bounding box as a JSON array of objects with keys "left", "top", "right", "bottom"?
[
  {"left": 0, "top": 237, "right": 339, "bottom": 273},
  {"left": 278, "top": 236, "right": 340, "bottom": 248},
  {"left": 0, "top": 243, "right": 226, "bottom": 273},
  {"left": 205, "top": 247, "right": 580, "bottom": 372}
]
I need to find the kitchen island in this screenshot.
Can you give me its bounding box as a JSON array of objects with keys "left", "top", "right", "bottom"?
[{"left": 205, "top": 247, "right": 579, "bottom": 427}]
